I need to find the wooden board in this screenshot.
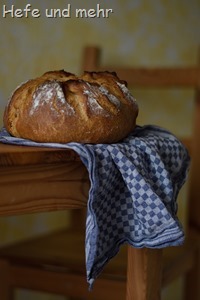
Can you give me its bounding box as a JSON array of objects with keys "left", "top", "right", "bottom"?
[{"left": 0, "top": 143, "right": 90, "bottom": 216}]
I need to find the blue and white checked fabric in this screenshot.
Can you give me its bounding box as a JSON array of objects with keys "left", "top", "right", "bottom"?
[{"left": 0, "top": 125, "right": 190, "bottom": 287}]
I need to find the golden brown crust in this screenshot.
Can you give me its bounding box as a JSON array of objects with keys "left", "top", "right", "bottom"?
[{"left": 4, "top": 70, "right": 139, "bottom": 144}]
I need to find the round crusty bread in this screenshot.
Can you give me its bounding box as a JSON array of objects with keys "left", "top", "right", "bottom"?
[{"left": 3, "top": 70, "right": 138, "bottom": 144}]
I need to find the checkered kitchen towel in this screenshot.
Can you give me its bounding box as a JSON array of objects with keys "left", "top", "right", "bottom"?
[{"left": 0, "top": 125, "right": 190, "bottom": 287}]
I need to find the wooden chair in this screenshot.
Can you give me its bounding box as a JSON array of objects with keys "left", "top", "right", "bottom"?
[{"left": 0, "top": 46, "right": 200, "bottom": 300}]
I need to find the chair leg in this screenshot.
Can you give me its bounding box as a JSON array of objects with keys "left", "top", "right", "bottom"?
[
  {"left": 126, "top": 247, "right": 162, "bottom": 300},
  {"left": 0, "top": 259, "right": 13, "bottom": 300},
  {"left": 184, "top": 244, "right": 200, "bottom": 300}
]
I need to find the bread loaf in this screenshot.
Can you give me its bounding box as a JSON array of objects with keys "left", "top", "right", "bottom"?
[{"left": 4, "top": 70, "right": 138, "bottom": 144}]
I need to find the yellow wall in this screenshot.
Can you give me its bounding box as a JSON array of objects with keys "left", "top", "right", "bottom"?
[{"left": 0, "top": 0, "right": 200, "bottom": 299}]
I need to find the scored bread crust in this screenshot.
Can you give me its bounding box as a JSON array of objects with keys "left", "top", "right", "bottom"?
[{"left": 4, "top": 70, "right": 139, "bottom": 144}]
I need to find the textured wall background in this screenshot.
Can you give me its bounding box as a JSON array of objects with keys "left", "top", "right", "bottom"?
[{"left": 0, "top": 0, "right": 200, "bottom": 299}]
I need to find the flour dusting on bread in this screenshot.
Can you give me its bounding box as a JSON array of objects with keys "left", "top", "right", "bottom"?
[
  {"left": 99, "top": 86, "right": 121, "bottom": 108},
  {"left": 117, "top": 82, "right": 137, "bottom": 104},
  {"left": 83, "top": 82, "right": 105, "bottom": 115},
  {"left": 30, "top": 81, "right": 75, "bottom": 116}
]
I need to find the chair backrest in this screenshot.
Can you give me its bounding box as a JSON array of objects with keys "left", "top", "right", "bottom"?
[{"left": 71, "top": 46, "right": 200, "bottom": 233}]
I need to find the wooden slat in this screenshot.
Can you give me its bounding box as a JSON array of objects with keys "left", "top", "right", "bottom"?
[
  {"left": 0, "top": 143, "right": 80, "bottom": 166},
  {"left": 82, "top": 46, "right": 200, "bottom": 88},
  {"left": 9, "top": 264, "right": 126, "bottom": 300},
  {"left": 0, "top": 161, "right": 90, "bottom": 216},
  {"left": 98, "top": 66, "right": 200, "bottom": 88},
  {"left": 0, "top": 144, "right": 89, "bottom": 216},
  {"left": 82, "top": 45, "right": 101, "bottom": 72}
]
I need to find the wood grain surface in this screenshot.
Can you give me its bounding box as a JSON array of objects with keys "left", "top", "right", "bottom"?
[{"left": 0, "top": 143, "right": 90, "bottom": 216}]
